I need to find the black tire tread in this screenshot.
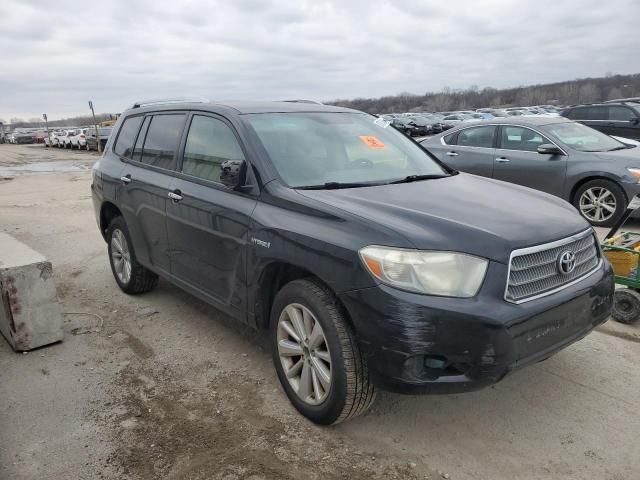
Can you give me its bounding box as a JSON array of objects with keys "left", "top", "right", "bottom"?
[
  {"left": 612, "top": 288, "right": 640, "bottom": 324},
  {"left": 290, "top": 279, "right": 376, "bottom": 424}
]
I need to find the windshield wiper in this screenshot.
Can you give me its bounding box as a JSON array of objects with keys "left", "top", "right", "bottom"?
[
  {"left": 296, "top": 181, "right": 383, "bottom": 190},
  {"left": 607, "top": 145, "right": 630, "bottom": 151},
  {"left": 388, "top": 174, "right": 450, "bottom": 184}
]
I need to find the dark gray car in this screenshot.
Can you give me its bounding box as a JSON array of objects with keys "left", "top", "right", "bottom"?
[{"left": 421, "top": 117, "right": 640, "bottom": 226}]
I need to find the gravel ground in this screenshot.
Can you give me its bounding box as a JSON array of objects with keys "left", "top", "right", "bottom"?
[{"left": 0, "top": 144, "right": 639, "bottom": 480}]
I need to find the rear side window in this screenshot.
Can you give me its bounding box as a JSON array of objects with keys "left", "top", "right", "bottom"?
[
  {"left": 114, "top": 115, "right": 143, "bottom": 158},
  {"left": 139, "top": 114, "right": 186, "bottom": 170},
  {"left": 182, "top": 115, "right": 245, "bottom": 183},
  {"left": 443, "top": 132, "right": 457, "bottom": 145},
  {"left": 132, "top": 117, "right": 151, "bottom": 161},
  {"left": 456, "top": 126, "right": 496, "bottom": 148}
]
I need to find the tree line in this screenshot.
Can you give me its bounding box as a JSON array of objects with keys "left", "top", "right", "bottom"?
[{"left": 328, "top": 73, "right": 640, "bottom": 114}]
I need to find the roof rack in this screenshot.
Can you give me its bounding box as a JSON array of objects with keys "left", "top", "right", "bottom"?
[
  {"left": 603, "top": 97, "right": 640, "bottom": 104},
  {"left": 280, "top": 99, "right": 322, "bottom": 104},
  {"left": 130, "top": 97, "right": 209, "bottom": 109}
]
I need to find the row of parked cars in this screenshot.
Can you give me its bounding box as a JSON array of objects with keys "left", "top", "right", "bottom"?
[
  {"left": 44, "top": 127, "right": 113, "bottom": 151},
  {"left": 384, "top": 99, "right": 640, "bottom": 141},
  {"left": 380, "top": 105, "right": 564, "bottom": 137}
]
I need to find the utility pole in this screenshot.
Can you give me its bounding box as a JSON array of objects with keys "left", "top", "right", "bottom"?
[
  {"left": 42, "top": 114, "right": 49, "bottom": 145},
  {"left": 88, "top": 100, "right": 102, "bottom": 154}
]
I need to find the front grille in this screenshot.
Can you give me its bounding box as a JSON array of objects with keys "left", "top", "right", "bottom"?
[{"left": 505, "top": 230, "right": 600, "bottom": 303}]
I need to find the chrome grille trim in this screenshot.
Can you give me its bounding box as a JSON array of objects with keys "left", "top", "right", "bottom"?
[{"left": 505, "top": 229, "right": 601, "bottom": 304}]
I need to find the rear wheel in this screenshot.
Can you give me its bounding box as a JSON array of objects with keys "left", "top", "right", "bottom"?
[
  {"left": 271, "top": 279, "right": 375, "bottom": 425},
  {"left": 573, "top": 179, "right": 626, "bottom": 227},
  {"left": 107, "top": 217, "right": 158, "bottom": 294},
  {"left": 612, "top": 288, "right": 640, "bottom": 324}
]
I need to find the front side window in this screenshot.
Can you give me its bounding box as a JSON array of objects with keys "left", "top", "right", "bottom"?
[
  {"left": 139, "top": 114, "right": 185, "bottom": 170},
  {"left": 114, "top": 115, "right": 143, "bottom": 158},
  {"left": 182, "top": 115, "right": 245, "bottom": 183},
  {"left": 545, "top": 122, "right": 626, "bottom": 152},
  {"left": 245, "top": 112, "right": 447, "bottom": 188},
  {"left": 500, "top": 126, "right": 548, "bottom": 152},
  {"left": 608, "top": 106, "right": 635, "bottom": 121},
  {"left": 457, "top": 126, "right": 496, "bottom": 148}
]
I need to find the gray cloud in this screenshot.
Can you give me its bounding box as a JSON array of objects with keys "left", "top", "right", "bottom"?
[{"left": 1, "top": 0, "right": 639, "bottom": 120}]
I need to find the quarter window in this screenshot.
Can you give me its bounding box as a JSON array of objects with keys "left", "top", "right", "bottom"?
[
  {"left": 139, "top": 114, "right": 186, "bottom": 170},
  {"left": 500, "top": 126, "right": 549, "bottom": 152},
  {"left": 182, "top": 115, "right": 245, "bottom": 183},
  {"left": 113, "top": 115, "right": 143, "bottom": 158},
  {"left": 456, "top": 126, "right": 496, "bottom": 148}
]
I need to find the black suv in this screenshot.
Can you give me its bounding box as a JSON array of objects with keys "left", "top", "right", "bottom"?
[
  {"left": 562, "top": 102, "right": 640, "bottom": 139},
  {"left": 92, "top": 99, "right": 614, "bottom": 425}
]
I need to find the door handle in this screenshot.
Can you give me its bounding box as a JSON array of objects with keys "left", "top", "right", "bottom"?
[
  {"left": 168, "top": 190, "right": 183, "bottom": 202},
  {"left": 120, "top": 174, "right": 131, "bottom": 184},
  {"left": 495, "top": 157, "right": 510, "bottom": 163},
  {"left": 446, "top": 151, "right": 458, "bottom": 156}
]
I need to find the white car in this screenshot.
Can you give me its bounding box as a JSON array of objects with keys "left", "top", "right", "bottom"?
[
  {"left": 49, "top": 131, "right": 66, "bottom": 147},
  {"left": 59, "top": 129, "right": 77, "bottom": 148},
  {"left": 69, "top": 128, "right": 89, "bottom": 150}
]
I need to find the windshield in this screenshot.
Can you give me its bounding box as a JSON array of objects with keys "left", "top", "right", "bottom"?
[
  {"left": 246, "top": 112, "right": 447, "bottom": 188},
  {"left": 545, "top": 122, "right": 628, "bottom": 152}
]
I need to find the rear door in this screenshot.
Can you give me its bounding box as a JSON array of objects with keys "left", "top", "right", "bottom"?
[
  {"left": 166, "top": 113, "right": 257, "bottom": 313},
  {"left": 116, "top": 112, "right": 187, "bottom": 276},
  {"left": 434, "top": 125, "right": 497, "bottom": 177},
  {"left": 493, "top": 125, "right": 567, "bottom": 196}
]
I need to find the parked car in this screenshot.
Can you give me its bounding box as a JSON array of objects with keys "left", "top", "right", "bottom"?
[
  {"left": 421, "top": 117, "right": 640, "bottom": 226},
  {"left": 561, "top": 102, "right": 640, "bottom": 140},
  {"left": 86, "top": 127, "right": 113, "bottom": 151},
  {"left": 70, "top": 128, "right": 89, "bottom": 149},
  {"left": 92, "top": 100, "right": 613, "bottom": 425},
  {"left": 441, "top": 114, "right": 474, "bottom": 124},
  {"left": 390, "top": 117, "right": 419, "bottom": 136},
  {"left": 50, "top": 131, "right": 66, "bottom": 147},
  {"left": 15, "top": 132, "right": 35, "bottom": 144}
]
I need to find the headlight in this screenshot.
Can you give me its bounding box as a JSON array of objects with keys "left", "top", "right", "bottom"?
[
  {"left": 627, "top": 168, "right": 640, "bottom": 183},
  {"left": 359, "top": 246, "right": 488, "bottom": 297}
]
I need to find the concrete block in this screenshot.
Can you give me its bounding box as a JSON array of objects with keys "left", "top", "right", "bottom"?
[{"left": 0, "top": 233, "right": 63, "bottom": 351}]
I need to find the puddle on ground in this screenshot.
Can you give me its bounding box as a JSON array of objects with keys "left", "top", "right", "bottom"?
[{"left": 0, "top": 160, "right": 95, "bottom": 177}]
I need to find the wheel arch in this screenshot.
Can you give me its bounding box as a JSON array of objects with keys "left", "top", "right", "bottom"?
[
  {"left": 99, "top": 201, "right": 123, "bottom": 241},
  {"left": 254, "top": 261, "right": 354, "bottom": 332}
]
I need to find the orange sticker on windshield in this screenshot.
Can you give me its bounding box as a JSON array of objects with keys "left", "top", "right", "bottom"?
[{"left": 359, "top": 135, "right": 385, "bottom": 149}]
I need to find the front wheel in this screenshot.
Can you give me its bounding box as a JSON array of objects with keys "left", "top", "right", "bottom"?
[
  {"left": 573, "top": 179, "right": 626, "bottom": 227},
  {"left": 271, "top": 279, "right": 375, "bottom": 425},
  {"left": 107, "top": 217, "right": 158, "bottom": 294}
]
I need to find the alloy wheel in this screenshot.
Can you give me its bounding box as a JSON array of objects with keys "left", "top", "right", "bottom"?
[
  {"left": 579, "top": 187, "right": 617, "bottom": 223},
  {"left": 277, "top": 303, "right": 332, "bottom": 405},
  {"left": 110, "top": 229, "right": 132, "bottom": 284}
]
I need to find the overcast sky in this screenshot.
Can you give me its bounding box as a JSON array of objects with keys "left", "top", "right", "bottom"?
[{"left": 1, "top": 0, "right": 639, "bottom": 120}]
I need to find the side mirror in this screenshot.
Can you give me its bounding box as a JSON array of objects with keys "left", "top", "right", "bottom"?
[
  {"left": 631, "top": 117, "right": 640, "bottom": 125},
  {"left": 220, "top": 159, "right": 247, "bottom": 189},
  {"left": 537, "top": 143, "right": 563, "bottom": 155}
]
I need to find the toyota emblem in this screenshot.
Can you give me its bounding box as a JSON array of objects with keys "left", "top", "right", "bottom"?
[{"left": 557, "top": 250, "right": 576, "bottom": 275}]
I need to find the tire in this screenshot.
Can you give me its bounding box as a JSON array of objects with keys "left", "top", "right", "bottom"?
[
  {"left": 612, "top": 288, "right": 640, "bottom": 324},
  {"left": 106, "top": 216, "right": 158, "bottom": 294},
  {"left": 573, "top": 179, "right": 626, "bottom": 227},
  {"left": 270, "top": 278, "right": 375, "bottom": 425}
]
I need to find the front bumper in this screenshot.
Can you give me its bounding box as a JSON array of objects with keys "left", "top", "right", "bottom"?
[{"left": 339, "top": 259, "right": 614, "bottom": 394}]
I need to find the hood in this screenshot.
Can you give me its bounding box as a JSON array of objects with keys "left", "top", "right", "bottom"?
[
  {"left": 297, "top": 173, "right": 590, "bottom": 264},
  {"left": 593, "top": 145, "right": 640, "bottom": 164}
]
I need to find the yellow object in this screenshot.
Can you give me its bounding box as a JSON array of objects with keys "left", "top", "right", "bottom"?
[{"left": 605, "top": 250, "right": 638, "bottom": 277}]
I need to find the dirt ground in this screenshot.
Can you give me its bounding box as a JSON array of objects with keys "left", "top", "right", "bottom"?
[{"left": 0, "top": 144, "right": 639, "bottom": 480}]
